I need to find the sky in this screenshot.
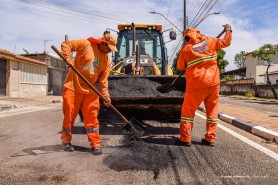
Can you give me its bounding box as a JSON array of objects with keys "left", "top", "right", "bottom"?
[{"left": 0, "top": 0, "right": 278, "bottom": 71}]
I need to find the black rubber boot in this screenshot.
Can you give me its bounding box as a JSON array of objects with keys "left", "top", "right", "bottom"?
[
  {"left": 62, "top": 143, "right": 75, "bottom": 152},
  {"left": 91, "top": 147, "right": 102, "bottom": 155},
  {"left": 175, "top": 139, "right": 192, "bottom": 147},
  {"left": 201, "top": 139, "right": 215, "bottom": 147}
]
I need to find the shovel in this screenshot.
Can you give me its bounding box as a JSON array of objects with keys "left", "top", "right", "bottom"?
[
  {"left": 156, "top": 29, "right": 226, "bottom": 94},
  {"left": 51, "top": 45, "right": 146, "bottom": 137},
  {"left": 156, "top": 70, "right": 185, "bottom": 93}
]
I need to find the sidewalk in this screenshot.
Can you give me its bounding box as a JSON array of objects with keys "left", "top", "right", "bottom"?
[
  {"left": 199, "top": 97, "right": 278, "bottom": 144},
  {"left": 218, "top": 103, "right": 278, "bottom": 133},
  {"left": 0, "top": 96, "right": 62, "bottom": 110}
]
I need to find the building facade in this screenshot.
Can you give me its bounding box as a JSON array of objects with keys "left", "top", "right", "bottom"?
[
  {"left": 21, "top": 52, "right": 67, "bottom": 96},
  {"left": 258, "top": 70, "right": 278, "bottom": 85},
  {"left": 246, "top": 52, "right": 278, "bottom": 84},
  {"left": 0, "top": 49, "right": 48, "bottom": 97}
]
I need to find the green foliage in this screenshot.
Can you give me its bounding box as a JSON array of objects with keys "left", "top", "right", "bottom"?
[
  {"left": 245, "top": 92, "right": 254, "bottom": 97},
  {"left": 252, "top": 44, "right": 278, "bottom": 100},
  {"left": 172, "top": 51, "right": 181, "bottom": 75},
  {"left": 252, "top": 44, "right": 278, "bottom": 64},
  {"left": 234, "top": 51, "right": 247, "bottom": 68},
  {"left": 223, "top": 75, "right": 236, "bottom": 81},
  {"left": 217, "top": 49, "right": 229, "bottom": 73}
]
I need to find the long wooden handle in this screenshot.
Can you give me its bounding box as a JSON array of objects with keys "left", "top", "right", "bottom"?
[
  {"left": 216, "top": 29, "right": 226, "bottom": 38},
  {"left": 51, "top": 45, "right": 129, "bottom": 124},
  {"left": 171, "top": 70, "right": 185, "bottom": 86}
]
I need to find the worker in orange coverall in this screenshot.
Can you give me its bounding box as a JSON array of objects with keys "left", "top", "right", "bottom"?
[
  {"left": 61, "top": 31, "right": 117, "bottom": 155},
  {"left": 176, "top": 24, "right": 232, "bottom": 147}
]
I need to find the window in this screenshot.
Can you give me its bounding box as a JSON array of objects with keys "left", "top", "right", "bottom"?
[
  {"left": 117, "top": 29, "right": 163, "bottom": 71},
  {"left": 19, "top": 62, "right": 47, "bottom": 84}
]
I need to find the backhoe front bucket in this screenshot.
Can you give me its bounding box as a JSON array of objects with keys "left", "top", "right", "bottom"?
[{"left": 99, "top": 75, "right": 186, "bottom": 120}]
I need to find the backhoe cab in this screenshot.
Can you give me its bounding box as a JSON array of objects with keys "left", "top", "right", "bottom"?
[{"left": 111, "top": 23, "right": 176, "bottom": 76}]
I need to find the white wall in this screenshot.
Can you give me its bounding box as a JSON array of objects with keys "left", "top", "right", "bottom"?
[
  {"left": 262, "top": 73, "right": 278, "bottom": 85},
  {"left": 7, "top": 59, "right": 47, "bottom": 97},
  {"left": 9, "top": 60, "right": 20, "bottom": 97},
  {"left": 246, "top": 52, "right": 278, "bottom": 84},
  {"left": 246, "top": 55, "right": 257, "bottom": 79}
]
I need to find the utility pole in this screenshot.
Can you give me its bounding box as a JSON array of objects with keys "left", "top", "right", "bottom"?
[
  {"left": 183, "top": 0, "right": 187, "bottom": 44},
  {"left": 184, "top": 0, "right": 187, "bottom": 32},
  {"left": 65, "top": 35, "right": 69, "bottom": 41}
]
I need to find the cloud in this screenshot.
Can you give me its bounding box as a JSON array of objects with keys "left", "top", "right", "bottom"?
[
  {"left": 0, "top": 0, "right": 169, "bottom": 54},
  {"left": 0, "top": 0, "right": 277, "bottom": 72}
]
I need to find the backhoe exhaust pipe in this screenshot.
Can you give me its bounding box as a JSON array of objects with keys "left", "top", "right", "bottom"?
[
  {"left": 132, "top": 22, "right": 136, "bottom": 55},
  {"left": 135, "top": 45, "right": 141, "bottom": 75}
]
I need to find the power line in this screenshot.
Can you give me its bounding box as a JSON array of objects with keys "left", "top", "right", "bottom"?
[
  {"left": 1, "top": 0, "right": 120, "bottom": 24},
  {"left": 168, "top": 36, "right": 183, "bottom": 63},
  {"left": 23, "top": 0, "right": 160, "bottom": 23},
  {"left": 18, "top": 0, "right": 128, "bottom": 23},
  {"left": 164, "top": 0, "right": 173, "bottom": 28},
  {"left": 188, "top": 0, "right": 208, "bottom": 27},
  {"left": 168, "top": 0, "right": 225, "bottom": 63}
]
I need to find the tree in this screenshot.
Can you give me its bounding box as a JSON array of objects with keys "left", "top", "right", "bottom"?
[
  {"left": 224, "top": 75, "right": 236, "bottom": 81},
  {"left": 171, "top": 51, "right": 181, "bottom": 75},
  {"left": 252, "top": 44, "right": 278, "bottom": 100},
  {"left": 234, "top": 51, "right": 247, "bottom": 68},
  {"left": 217, "top": 49, "right": 229, "bottom": 73}
]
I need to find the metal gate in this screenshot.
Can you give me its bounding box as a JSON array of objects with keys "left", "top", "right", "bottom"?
[
  {"left": 0, "top": 59, "right": 7, "bottom": 96},
  {"left": 48, "top": 68, "right": 67, "bottom": 96}
]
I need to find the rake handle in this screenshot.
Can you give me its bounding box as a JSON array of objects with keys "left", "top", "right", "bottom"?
[{"left": 51, "top": 45, "right": 129, "bottom": 124}]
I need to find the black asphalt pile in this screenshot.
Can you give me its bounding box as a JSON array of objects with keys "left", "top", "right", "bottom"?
[
  {"left": 108, "top": 77, "right": 184, "bottom": 97},
  {"left": 103, "top": 138, "right": 177, "bottom": 179}
]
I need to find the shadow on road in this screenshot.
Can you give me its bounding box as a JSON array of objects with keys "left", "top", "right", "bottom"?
[
  {"left": 142, "top": 136, "right": 203, "bottom": 146},
  {"left": 143, "top": 124, "right": 179, "bottom": 135},
  {"left": 71, "top": 121, "right": 180, "bottom": 136},
  {"left": 11, "top": 144, "right": 91, "bottom": 157},
  {"left": 73, "top": 123, "right": 125, "bottom": 135}
]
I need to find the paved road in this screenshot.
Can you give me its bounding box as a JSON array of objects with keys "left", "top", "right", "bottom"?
[
  {"left": 0, "top": 104, "right": 278, "bottom": 185},
  {"left": 219, "top": 96, "right": 278, "bottom": 114}
]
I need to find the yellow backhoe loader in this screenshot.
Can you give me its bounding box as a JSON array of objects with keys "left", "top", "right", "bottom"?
[{"left": 99, "top": 23, "right": 185, "bottom": 120}]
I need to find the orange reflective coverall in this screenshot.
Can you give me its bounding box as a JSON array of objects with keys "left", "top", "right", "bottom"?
[
  {"left": 61, "top": 39, "right": 111, "bottom": 148},
  {"left": 177, "top": 28, "right": 232, "bottom": 143}
]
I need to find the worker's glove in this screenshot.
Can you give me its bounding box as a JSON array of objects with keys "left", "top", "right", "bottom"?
[
  {"left": 103, "top": 97, "right": 111, "bottom": 107},
  {"left": 223, "top": 24, "right": 232, "bottom": 32}
]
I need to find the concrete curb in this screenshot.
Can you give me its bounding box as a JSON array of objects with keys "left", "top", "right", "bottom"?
[
  {"left": 198, "top": 107, "right": 278, "bottom": 144},
  {"left": 229, "top": 96, "right": 278, "bottom": 103}
]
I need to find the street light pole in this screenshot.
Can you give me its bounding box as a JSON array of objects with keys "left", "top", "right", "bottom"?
[
  {"left": 150, "top": 11, "right": 182, "bottom": 33},
  {"left": 194, "top": 12, "right": 220, "bottom": 28}
]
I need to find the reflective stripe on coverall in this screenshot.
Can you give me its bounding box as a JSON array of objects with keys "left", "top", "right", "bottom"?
[
  {"left": 62, "top": 87, "right": 101, "bottom": 147},
  {"left": 61, "top": 39, "right": 111, "bottom": 148},
  {"left": 177, "top": 28, "right": 232, "bottom": 142}
]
